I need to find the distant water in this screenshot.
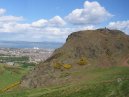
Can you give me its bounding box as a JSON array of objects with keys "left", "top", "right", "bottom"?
[{"left": 0, "top": 41, "right": 63, "bottom": 49}]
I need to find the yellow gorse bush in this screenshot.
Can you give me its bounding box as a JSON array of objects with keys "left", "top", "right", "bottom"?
[
  {"left": 52, "top": 60, "right": 72, "bottom": 70},
  {"left": 63, "top": 64, "right": 72, "bottom": 69},
  {"left": 53, "top": 62, "right": 62, "bottom": 69},
  {"left": 78, "top": 57, "right": 88, "bottom": 65},
  {"left": 0, "top": 81, "right": 20, "bottom": 93}
]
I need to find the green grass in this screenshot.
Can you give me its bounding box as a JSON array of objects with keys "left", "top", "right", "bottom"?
[
  {"left": 1, "top": 66, "right": 129, "bottom": 97},
  {"left": 0, "top": 64, "right": 28, "bottom": 90},
  {"left": 21, "top": 62, "right": 35, "bottom": 68},
  {"left": 0, "top": 56, "right": 29, "bottom": 62}
]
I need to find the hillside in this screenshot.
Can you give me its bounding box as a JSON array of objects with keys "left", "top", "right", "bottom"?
[
  {"left": 21, "top": 28, "right": 129, "bottom": 88},
  {"left": 46, "top": 28, "right": 129, "bottom": 66}
]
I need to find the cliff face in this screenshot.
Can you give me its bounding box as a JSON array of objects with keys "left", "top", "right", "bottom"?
[{"left": 21, "top": 29, "right": 129, "bottom": 88}]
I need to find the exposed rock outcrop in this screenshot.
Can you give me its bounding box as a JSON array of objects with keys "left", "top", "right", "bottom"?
[{"left": 21, "top": 28, "right": 129, "bottom": 88}]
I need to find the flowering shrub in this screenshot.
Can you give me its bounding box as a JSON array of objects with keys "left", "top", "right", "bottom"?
[
  {"left": 78, "top": 57, "right": 88, "bottom": 65},
  {"left": 53, "top": 61, "right": 62, "bottom": 69},
  {"left": 63, "top": 64, "right": 72, "bottom": 69},
  {"left": 1, "top": 81, "right": 20, "bottom": 93}
]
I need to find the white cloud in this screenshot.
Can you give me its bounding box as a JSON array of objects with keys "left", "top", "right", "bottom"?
[
  {"left": 0, "top": 21, "right": 95, "bottom": 42},
  {"left": 32, "top": 19, "right": 48, "bottom": 27},
  {"left": 107, "top": 20, "right": 129, "bottom": 34},
  {"left": 0, "top": 4, "right": 99, "bottom": 42},
  {"left": 0, "top": 8, "right": 24, "bottom": 23},
  {"left": 0, "top": 6, "right": 96, "bottom": 42},
  {"left": 0, "top": 1, "right": 113, "bottom": 42},
  {"left": 0, "top": 8, "right": 6, "bottom": 15},
  {"left": 0, "top": 16, "right": 24, "bottom": 22},
  {"left": 48, "top": 16, "right": 66, "bottom": 26},
  {"left": 31, "top": 16, "right": 66, "bottom": 28},
  {"left": 65, "top": 1, "right": 113, "bottom": 25}
]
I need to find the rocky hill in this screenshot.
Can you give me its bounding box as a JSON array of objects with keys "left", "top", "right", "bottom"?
[{"left": 21, "top": 28, "right": 129, "bottom": 88}]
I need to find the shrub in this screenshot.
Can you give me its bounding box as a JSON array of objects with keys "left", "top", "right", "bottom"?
[
  {"left": 1, "top": 81, "right": 20, "bottom": 92},
  {"left": 63, "top": 64, "right": 72, "bottom": 69},
  {"left": 52, "top": 60, "right": 72, "bottom": 70},
  {"left": 78, "top": 57, "right": 88, "bottom": 65},
  {"left": 53, "top": 61, "right": 62, "bottom": 69}
]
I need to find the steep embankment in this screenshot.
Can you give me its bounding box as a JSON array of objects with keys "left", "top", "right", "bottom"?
[{"left": 21, "top": 28, "right": 129, "bottom": 88}]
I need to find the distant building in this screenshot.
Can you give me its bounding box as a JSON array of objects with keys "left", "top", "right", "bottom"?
[{"left": 33, "top": 47, "right": 39, "bottom": 50}]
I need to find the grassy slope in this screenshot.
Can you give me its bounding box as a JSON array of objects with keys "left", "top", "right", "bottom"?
[
  {"left": 1, "top": 66, "right": 129, "bottom": 97},
  {"left": 0, "top": 64, "right": 27, "bottom": 90}
]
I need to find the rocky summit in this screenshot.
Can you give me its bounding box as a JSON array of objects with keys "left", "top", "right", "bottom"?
[{"left": 21, "top": 28, "right": 129, "bottom": 88}]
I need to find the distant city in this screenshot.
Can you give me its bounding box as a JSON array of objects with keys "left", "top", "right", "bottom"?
[
  {"left": 0, "top": 48, "right": 54, "bottom": 64},
  {"left": 0, "top": 41, "right": 63, "bottom": 65}
]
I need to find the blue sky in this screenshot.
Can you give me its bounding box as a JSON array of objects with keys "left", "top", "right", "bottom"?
[{"left": 0, "top": 0, "right": 128, "bottom": 42}]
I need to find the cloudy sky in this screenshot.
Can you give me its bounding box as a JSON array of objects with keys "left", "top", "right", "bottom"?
[{"left": 0, "top": 0, "right": 129, "bottom": 42}]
